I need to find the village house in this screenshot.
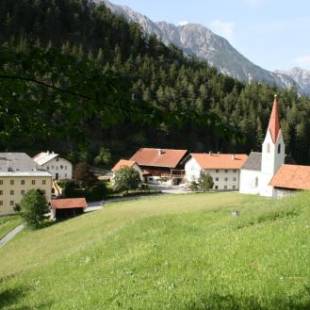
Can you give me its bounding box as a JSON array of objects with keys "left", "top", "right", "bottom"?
[
  {"left": 185, "top": 153, "right": 248, "bottom": 191},
  {"left": 33, "top": 151, "right": 73, "bottom": 180},
  {"left": 112, "top": 159, "right": 145, "bottom": 181},
  {"left": 0, "top": 153, "right": 52, "bottom": 215},
  {"left": 240, "top": 95, "right": 310, "bottom": 198},
  {"left": 129, "top": 148, "right": 189, "bottom": 184}
]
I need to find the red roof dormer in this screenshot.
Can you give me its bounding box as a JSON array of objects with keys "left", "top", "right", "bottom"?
[{"left": 268, "top": 95, "right": 281, "bottom": 143}]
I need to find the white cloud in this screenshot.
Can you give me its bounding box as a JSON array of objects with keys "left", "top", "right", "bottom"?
[
  {"left": 178, "top": 20, "right": 189, "bottom": 26},
  {"left": 210, "top": 19, "right": 235, "bottom": 42},
  {"left": 294, "top": 55, "right": 310, "bottom": 67}
]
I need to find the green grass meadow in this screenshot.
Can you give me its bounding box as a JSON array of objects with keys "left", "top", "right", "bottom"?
[
  {"left": 0, "top": 215, "right": 22, "bottom": 240},
  {"left": 0, "top": 192, "right": 310, "bottom": 309}
]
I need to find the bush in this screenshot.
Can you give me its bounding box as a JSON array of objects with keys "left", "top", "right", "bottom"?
[
  {"left": 20, "top": 190, "right": 49, "bottom": 229},
  {"left": 87, "top": 182, "right": 107, "bottom": 201},
  {"left": 198, "top": 173, "right": 214, "bottom": 192},
  {"left": 114, "top": 167, "right": 141, "bottom": 193},
  {"left": 189, "top": 181, "right": 199, "bottom": 192}
]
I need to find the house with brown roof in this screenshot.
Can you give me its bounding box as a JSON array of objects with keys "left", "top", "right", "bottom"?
[
  {"left": 129, "top": 148, "right": 189, "bottom": 184},
  {"left": 112, "top": 159, "right": 144, "bottom": 181},
  {"left": 51, "top": 198, "right": 87, "bottom": 219},
  {"left": 185, "top": 153, "right": 248, "bottom": 191},
  {"left": 240, "top": 95, "right": 310, "bottom": 198}
]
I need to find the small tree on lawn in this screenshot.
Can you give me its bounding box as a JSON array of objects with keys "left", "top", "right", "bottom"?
[
  {"left": 198, "top": 173, "right": 214, "bottom": 192},
  {"left": 113, "top": 167, "right": 141, "bottom": 193},
  {"left": 20, "top": 190, "right": 49, "bottom": 229}
]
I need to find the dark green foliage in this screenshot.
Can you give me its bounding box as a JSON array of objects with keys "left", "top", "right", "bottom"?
[
  {"left": 20, "top": 190, "right": 49, "bottom": 229},
  {"left": 113, "top": 167, "right": 141, "bottom": 193},
  {"left": 198, "top": 174, "right": 214, "bottom": 192},
  {"left": 0, "top": 0, "right": 309, "bottom": 164},
  {"left": 190, "top": 181, "right": 200, "bottom": 192},
  {"left": 74, "top": 162, "right": 97, "bottom": 186},
  {"left": 94, "top": 147, "right": 112, "bottom": 167},
  {"left": 87, "top": 182, "right": 107, "bottom": 201}
]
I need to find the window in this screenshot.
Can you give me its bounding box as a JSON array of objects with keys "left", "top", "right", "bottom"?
[
  {"left": 10, "top": 180, "right": 14, "bottom": 185},
  {"left": 216, "top": 170, "right": 219, "bottom": 173},
  {"left": 225, "top": 178, "right": 228, "bottom": 182},
  {"left": 10, "top": 190, "right": 14, "bottom": 195},
  {"left": 10, "top": 201, "right": 14, "bottom": 206},
  {"left": 0, "top": 191, "right": 2, "bottom": 195},
  {"left": 56, "top": 158, "right": 59, "bottom": 162},
  {"left": 21, "top": 190, "right": 25, "bottom": 195},
  {"left": 255, "top": 177, "right": 259, "bottom": 188},
  {"left": 224, "top": 185, "right": 228, "bottom": 190},
  {"left": 0, "top": 180, "right": 3, "bottom": 185},
  {"left": 225, "top": 170, "right": 228, "bottom": 173},
  {"left": 233, "top": 185, "right": 236, "bottom": 190},
  {"left": 233, "top": 170, "right": 237, "bottom": 173},
  {"left": 267, "top": 143, "right": 270, "bottom": 153},
  {"left": 60, "top": 165, "right": 63, "bottom": 170},
  {"left": 47, "top": 166, "right": 50, "bottom": 170},
  {"left": 21, "top": 180, "right": 25, "bottom": 185},
  {"left": 278, "top": 144, "right": 281, "bottom": 154},
  {"left": 215, "top": 186, "right": 218, "bottom": 190},
  {"left": 233, "top": 177, "right": 237, "bottom": 182},
  {"left": 32, "top": 180, "right": 36, "bottom": 185},
  {"left": 51, "top": 165, "right": 54, "bottom": 169},
  {"left": 215, "top": 178, "right": 219, "bottom": 182},
  {"left": 42, "top": 180, "right": 46, "bottom": 185},
  {"left": 0, "top": 201, "right": 3, "bottom": 206}
]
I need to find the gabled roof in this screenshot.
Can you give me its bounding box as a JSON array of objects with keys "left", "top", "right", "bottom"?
[
  {"left": 130, "top": 148, "right": 188, "bottom": 169},
  {"left": 270, "top": 164, "right": 310, "bottom": 190},
  {"left": 112, "top": 159, "right": 136, "bottom": 172},
  {"left": 241, "top": 152, "right": 262, "bottom": 171},
  {"left": 0, "top": 153, "right": 39, "bottom": 172},
  {"left": 191, "top": 153, "right": 248, "bottom": 170},
  {"left": 268, "top": 95, "right": 281, "bottom": 143},
  {"left": 33, "top": 152, "right": 59, "bottom": 166},
  {"left": 51, "top": 198, "right": 87, "bottom": 210}
]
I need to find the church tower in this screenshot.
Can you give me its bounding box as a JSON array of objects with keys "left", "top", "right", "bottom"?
[{"left": 260, "top": 95, "right": 286, "bottom": 197}]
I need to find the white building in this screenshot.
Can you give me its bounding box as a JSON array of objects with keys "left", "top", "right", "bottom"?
[
  {"left": 33, "top": 152, "right": 73, "bottom": 180},
  {"left": 240, "top": 95, "right": 310, "bottom": 198},
  {"left": 185, "top": 153, "right": 248, "bottom": 191}
]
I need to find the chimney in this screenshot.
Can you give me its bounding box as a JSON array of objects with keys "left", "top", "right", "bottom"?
[
  {"left": 209, "top": 151, "right": 212, "bottom": 156},
  {"left": 158, "top": 149, "right": 165, "bottom": 155},
  {"left": 232, "top": 154, "right": 236, "bottom": 160}
]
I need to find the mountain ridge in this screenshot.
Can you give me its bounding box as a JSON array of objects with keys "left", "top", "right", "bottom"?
[{"left": 101, "top": 0, "right": 310, "bottom": 96}]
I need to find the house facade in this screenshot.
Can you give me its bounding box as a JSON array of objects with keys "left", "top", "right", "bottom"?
[
  {"left": 130, "top": 148, "right": 189, "bottom": 184},
  {"left": 185, "top": 153, "right": 248, "bottom": 191},
  {"left": 0, "top": 153, "right": 52, "bottom": 215},
  {"left": 33, "top": 151, "right": 73, "bottom": 180},
  {"left": 240, "top": 95, "right": 310, "bottom": 198}
]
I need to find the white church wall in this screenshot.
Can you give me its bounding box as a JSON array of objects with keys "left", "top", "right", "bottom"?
[
  {"left": 239, "top": 169, "right": 260, "bottom": 195},
  {"left": 185, "top": 158, "right": 202, "bottom": 182}
]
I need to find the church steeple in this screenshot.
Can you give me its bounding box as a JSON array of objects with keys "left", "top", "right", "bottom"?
[{"left": 267, "top": 94, "right": 281, "bottom": 143}]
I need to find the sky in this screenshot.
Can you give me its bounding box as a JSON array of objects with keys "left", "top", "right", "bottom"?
[{"left": 109, "top": 0, "right": 310, "bottom": 71}]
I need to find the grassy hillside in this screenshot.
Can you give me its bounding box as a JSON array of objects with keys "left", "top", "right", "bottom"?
[
  {"left": 0, "top": 215, "right": 22, "bottom": 240},
  {"left": 0, "top": 192, "right": 310, "bottom": 309}
]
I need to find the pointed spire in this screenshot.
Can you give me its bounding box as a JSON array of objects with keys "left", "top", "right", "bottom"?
[{"left": 268, "top": 94, "right": 281, "bottom": 143}]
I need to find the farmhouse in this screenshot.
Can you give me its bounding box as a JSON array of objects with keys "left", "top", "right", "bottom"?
[
  {"left": 112, "top": 159, "right": 144, "bottom": 181},
  {"left": 185, "top": 153, "right": 248, "bottom": 191},
  {"left": 130, "top": 148, "right": 189, "bottom": 184},
  {"left": 50, "top": 198, "right": 87, "bottom": 219},
  {"left": 0, "top": 153, "right": 52, "bottom": 215},
  {"left": 240, "top": 95, "right": 310, "bottom": 198},
  {"left": 33, "top": 151, "right": 73, "bottom": 180}
]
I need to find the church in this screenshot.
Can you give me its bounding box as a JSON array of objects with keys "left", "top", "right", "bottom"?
[{"left": 240, "top": 95, "right": 310, "bottom": 198}]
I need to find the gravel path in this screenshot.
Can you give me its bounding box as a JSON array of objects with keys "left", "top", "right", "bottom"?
[{"left": 0, "top": 224, "right": 25, "bottom": 248}]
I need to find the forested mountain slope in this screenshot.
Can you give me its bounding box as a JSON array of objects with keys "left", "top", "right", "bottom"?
[{"left": 0, "top": 0, "right": 309, "bottom": 164}]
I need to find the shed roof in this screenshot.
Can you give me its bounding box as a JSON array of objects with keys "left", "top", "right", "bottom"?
[{"left": 51, "top": 198, "right": 87, "bottom": 210}]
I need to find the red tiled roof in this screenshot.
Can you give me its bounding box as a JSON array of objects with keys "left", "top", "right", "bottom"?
[
  {"left": 268, "top": 95, "right": 281, "bottom": 143},
  {"left": 130, "top": 148, "right": 188, "bottom": 168},
  {"left": 270, "top": 164, "right": 310, "bottom": 190},
  {"left": 112, "top": 159, "right": 136, "bottom": 172},
  {"left": 51, "top": 198, "right": 87, "bottom": 210},
  {"left": 192, "top": 153, "right": 248, "bottom": 169}
]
